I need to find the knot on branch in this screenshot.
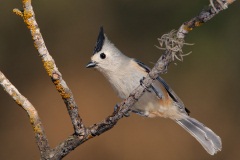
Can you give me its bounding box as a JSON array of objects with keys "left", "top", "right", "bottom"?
[{"left": 156, "top": 30, "right": 193, "bottom": 61}]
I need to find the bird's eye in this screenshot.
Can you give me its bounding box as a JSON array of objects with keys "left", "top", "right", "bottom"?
[{"left": 100, "top": 53, "right": 106, "bottom": 59}]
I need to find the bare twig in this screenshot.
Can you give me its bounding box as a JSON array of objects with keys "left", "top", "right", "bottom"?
[
  {"left": 8, "top": 0, "right": 235, "bottom": 159},
  {"left": 0, "top": 71, "right": 51, "bottom": 159},
  {"left": 177, "top": 0, "right": 236, "bottom": 39},
  {"left": 13, "top": 0, "right": 85, "bottom": 136}
]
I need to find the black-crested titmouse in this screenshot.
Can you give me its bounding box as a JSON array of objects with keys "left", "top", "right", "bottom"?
[{"left": 86, "top": 27, "right": 221, "bottom": 155}]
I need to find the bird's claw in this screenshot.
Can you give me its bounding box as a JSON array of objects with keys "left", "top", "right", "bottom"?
[
  {"left": 140, "top": 77, "right": 151, "bottom": 92},
  {"left": 123, "top": 111, "right": 131, "bottom": 117},
  {"left": 114, "top": 103, "right": 131, "bottom": 117},
  {"left": 114, "top": 104, "right": 119, "bottom": 112}
]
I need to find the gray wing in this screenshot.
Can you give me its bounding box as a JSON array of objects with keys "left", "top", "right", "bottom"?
[
  {"left": 134, "top": 59, "right": 190, "bottom": 115},
  {"left": 157, "top": 76, "right": 190, "bottom": 114},
  {"left": 133, "top": 59, "right": 151, "bottom": 73}
]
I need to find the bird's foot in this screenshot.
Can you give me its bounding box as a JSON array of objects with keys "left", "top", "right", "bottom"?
[
  {"left": 114, "top": 103, "right": 131, "bottom": 117},
  {"left": 140, "top": 77, "right": 151, "bottom": 92}
]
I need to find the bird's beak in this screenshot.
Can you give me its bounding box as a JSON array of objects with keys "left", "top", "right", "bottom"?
[{"left": 86, "top": 61, "right": 97, "bottom": 68}]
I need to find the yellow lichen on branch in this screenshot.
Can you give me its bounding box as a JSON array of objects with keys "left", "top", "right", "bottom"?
[
  {"left": 33, "top": 124, "right": 43, "bottom": 134},
  {"left": 183, "top": 25, "right": 193, "bottom": 31},
  {"left": 23, "top": 10, "right": 33, "bottom": 19},
  {"left": 29, "top": 117, "right": 35, "bottom": 125},
  {"left": 0, "top": 71, "right": 49, "bottom": 152},
  {"left": 54, "top": 80, "right": 71, "bottom": 99},
  {"left": 183, "top": 21, "right": 202, "bottom": 32},
  {"left": 23, "top": 0, "right": 31, "bottom": 3},
  {"left": 194, "top": 21, "right": 203, "bottom": 27},
  {"left": 43, "top": 61, "right": 54, "bottom": 76},
  {"left": 24, "top": 16, "right": 36, "bottom": 35},
  {"left": 14, "top": 0, "right": 84, "bottom": 138},
  {"left": 13, "top": 3, "right": 36, "bottom": 34},
  {"left": 13, "top": 8, "right": 23, "bottom": 17}
]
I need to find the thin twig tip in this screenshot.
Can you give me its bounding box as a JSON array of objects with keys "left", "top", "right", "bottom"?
[{"left": 13, "top": 8, "right": 23, "bottom": 17}]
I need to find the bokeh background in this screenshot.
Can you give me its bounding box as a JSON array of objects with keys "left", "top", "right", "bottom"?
[{"left": 0, "top": 0, "right": 239, "bottom": 160}]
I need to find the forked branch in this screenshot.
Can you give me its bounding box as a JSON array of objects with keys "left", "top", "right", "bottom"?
[
  {"left": 0, "top": 0, "right": 234, "bottom": 159},
  {"left": 13, "top": 0, "right": 85, "bottom": 136}
]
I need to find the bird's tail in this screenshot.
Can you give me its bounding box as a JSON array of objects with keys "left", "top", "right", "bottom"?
[{"left": 176, "top": 117, "right": 222, "bottom": 155}]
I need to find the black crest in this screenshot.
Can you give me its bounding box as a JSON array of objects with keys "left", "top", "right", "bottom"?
[{"left": 93, "top": 27, "right": 105, "bottom": 54}]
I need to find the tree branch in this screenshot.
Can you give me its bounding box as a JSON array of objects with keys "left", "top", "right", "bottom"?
[
  {"left": 178, "top": 0, "right": 236, "bottom": 39},
  {"left": 6, "top": 0, "right": 235, "bottom": 159},
  {"left": 13, "top": 0, "right": 85, "bottom": 136},
  {"left": 0, "top": 71, "right": 51, "bottom": 158},
  {"left": 87, "top": 0, "right": 237, "bottom": 138},
  {"left": 50, "top": 1, "right": 236, "bottom": 158}
]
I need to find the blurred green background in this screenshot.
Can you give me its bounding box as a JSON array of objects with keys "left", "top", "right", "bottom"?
[{"left": 0, "top": 0, "right": 239, "bottom": 160}]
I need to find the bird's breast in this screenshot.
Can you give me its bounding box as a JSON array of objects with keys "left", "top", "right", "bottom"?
[{"left": 108, "top": 71, "right": 145, "bottom": 99}]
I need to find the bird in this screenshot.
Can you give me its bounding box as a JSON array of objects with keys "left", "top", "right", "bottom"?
[{"left": 86, "top": 27, "right": 222, "bottom": 155}]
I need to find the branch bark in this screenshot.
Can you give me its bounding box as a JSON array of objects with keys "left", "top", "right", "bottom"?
[
  {"left": 0, "top": 71, "right": 51, "bottom": 158},
  {"left": 48, "top": 0, "right": 237, "bottom": 159},
  {"left": 0, "top": 0, "right": 234, "bottom": 159},
  {"left": 13, "top": 0, "right": 85, "bottom": 136}
]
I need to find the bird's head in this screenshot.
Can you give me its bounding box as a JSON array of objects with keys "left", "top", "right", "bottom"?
[{"left": 86, "top": 27, "right": 127, "bottom": 73}]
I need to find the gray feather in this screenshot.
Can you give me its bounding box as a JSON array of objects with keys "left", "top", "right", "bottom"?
[
  {"left": 176, "top": 117, "right": 222, "bottom": 155},
  {"left": 133, "top": 59, "right": 190, "bottom": 114}
]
